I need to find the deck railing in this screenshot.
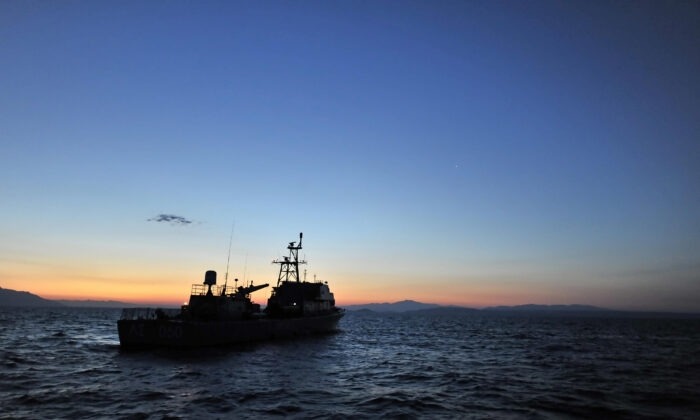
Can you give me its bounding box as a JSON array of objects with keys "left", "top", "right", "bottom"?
[{"left": 190, "top": 284, "right": 236, "bottom": 296}]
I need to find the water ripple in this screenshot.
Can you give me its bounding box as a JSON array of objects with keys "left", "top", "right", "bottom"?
[{"left": 1, "top": 308, "right": 700, "bottom": 419}]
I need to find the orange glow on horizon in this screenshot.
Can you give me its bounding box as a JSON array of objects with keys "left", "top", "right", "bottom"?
[
  {"left": 2, "top": 261, "right": 624, "bottom": 309},
  {"left": 0, "top": 267, "right": 552, "bottom": 307}
]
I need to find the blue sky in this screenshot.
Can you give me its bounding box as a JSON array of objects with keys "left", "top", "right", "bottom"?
[{"left": 1, "top": 1, "right": 699, "bottom": 310}]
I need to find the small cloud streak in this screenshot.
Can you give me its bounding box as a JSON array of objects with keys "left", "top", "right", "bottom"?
[{"left": 148, "top": 214, "right": 193, "bottom": 225}]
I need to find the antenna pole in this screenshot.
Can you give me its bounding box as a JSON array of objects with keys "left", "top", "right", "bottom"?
[
  {"left": 243, "top": 252, "right": 248, "bottom": 284},
  {"left": 224, "top": 221, "right": 235, "bottom": 287}
]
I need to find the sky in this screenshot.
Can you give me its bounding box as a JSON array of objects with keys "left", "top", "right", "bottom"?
[{"left": 1, "top": 1, "right": 699, "bottom": 312}]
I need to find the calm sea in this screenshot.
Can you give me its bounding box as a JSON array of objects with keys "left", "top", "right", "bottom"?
[{"left": 1, "top": 307, "right": 699, "bottom": 419}]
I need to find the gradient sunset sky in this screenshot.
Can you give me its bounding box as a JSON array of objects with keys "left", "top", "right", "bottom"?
[{"left": 2, "top": 1, "right": 699, "bottom": 311}]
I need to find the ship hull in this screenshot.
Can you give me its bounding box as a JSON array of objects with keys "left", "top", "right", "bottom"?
[{"left": 117, "top": 310, "right": 344, "bottom": 349}]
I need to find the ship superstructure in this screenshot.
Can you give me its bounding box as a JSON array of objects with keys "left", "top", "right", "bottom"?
[
  {"left": 117, "top": 233, "right": 344, "bottom": 348},
  {"left": 266, "top": 232, "right": 337, "bottom": 317}
]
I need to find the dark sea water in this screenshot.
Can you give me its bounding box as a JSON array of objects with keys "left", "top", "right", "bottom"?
[{"left": 1, "top": 308, "right": 699, "bottom": 419}]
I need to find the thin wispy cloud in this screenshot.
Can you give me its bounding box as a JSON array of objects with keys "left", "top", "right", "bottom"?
[{"left": 148, "top": 214, "right": 194, "bottom": 225}]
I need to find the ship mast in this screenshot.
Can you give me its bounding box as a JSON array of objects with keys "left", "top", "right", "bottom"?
[{"left": 272, "top": 232, "right": 306, "bottom": 287}]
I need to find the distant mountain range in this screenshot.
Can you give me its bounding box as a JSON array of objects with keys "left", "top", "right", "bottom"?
[
  {"left": 343, "top": 300, "right": 609, "bottom": 313},
  {"left": 0, "top": 287, "right": 138, "bottom": 308},
  {"left": 344, "top": 302, "right": 700, "bottom": 317},
  {"left": 1, "top": 287, "right": 696, "bottom": 316},
  {"left": 343, "top": 300, "right": 442, "bottom": 312},
  {"left": 0, "top": 287, "right": 63, "bottom": 307}
]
